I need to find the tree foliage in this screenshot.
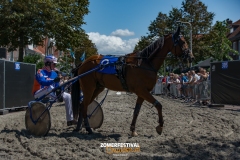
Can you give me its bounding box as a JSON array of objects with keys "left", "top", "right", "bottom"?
[
  {"left": 0, "top": 0, "right": 90, "bottom": 62},
  {"left": 202, "top": 20, "right": 238, "bottom": 61},
  {"left": 134, "top": 0, "right": 237, "bottom": 72},
  {"left": 57, "top": 54, "right": 73, "bottom": 74},
  {"left": 22, "top": 53, "right": 44, "bottom": 70},
  {"left": 74, "top": 35, "right": 98, "bottom": 66},
  {"left": 56, "top": 33, "right": 98, "bottom": 74},
  {"left": 134, "top": 36, "right": 152, "bottom": 52},
  {"left": 148, "top": 12, "right": 169, "bottom": 38}
]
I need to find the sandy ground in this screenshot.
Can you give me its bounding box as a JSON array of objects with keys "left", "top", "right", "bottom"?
[{"left": 1, "top": 90, "right": 240, "bottom": 160}]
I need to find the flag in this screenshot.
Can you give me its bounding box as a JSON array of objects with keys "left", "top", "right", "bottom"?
[
  {"left": 70, "top": 48, "right": 76, "bottom": 59},
  {"left": 80, "top": 52, "right": 85, "bottom": 61}
]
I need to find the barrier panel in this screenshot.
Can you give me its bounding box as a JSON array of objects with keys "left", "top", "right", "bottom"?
[
  {"left": 211, "top": 61, "right": 240, "bottom": 105},
  {"left": 198, "top": 80, "right": 211, "bottom": 101},
  {"left": 0, "top": 60, "right": 35, "bottom": 112},
  {"left": 0, "top": 60, "right": 4, "bottom": 110}
]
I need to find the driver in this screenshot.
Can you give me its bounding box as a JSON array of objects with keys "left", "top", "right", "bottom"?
[{"left": 32, "top": 55, "right": 77, "bottom": 126}]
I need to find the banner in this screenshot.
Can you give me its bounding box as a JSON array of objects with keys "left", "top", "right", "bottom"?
[
  {"left": 70, "top": 48, "right": 75, "bottom": 59},
  {"left": 80, "top": 52, "right": 85, "bottom": 61}
]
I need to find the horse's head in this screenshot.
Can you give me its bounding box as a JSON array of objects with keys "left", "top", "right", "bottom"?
[{"left": 171, "top": 26, "right": 194, "bottom": 63}]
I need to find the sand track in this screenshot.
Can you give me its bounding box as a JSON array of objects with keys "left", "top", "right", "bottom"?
[{"left": 1, "top": 91, "right": 240, "bottom": 159}]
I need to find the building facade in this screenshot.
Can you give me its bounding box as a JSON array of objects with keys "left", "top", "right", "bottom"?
[
  {"left": 1, "top": 38, "right": 62, "bottom": 61},
  {"left": 227, "top": 19, "right": 240, "bottom": 60}
]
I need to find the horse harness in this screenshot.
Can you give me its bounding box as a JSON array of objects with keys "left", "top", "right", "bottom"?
[
  {"left": 113, "top": 54, "right": 159, "bottom": 92},
  {"left": 115, "top": 56, "right": 129, "bottom": 92}
]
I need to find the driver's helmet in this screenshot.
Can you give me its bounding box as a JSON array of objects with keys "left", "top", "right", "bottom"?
[{"left": 44, "top": 55, "right": 58, "bottom": 64}]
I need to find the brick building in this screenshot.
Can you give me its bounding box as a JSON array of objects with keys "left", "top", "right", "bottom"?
[
  {"left": 227, "top": 19, "right": 240, "bottom": 60},
  {"left": 0, "top": 37, "right": 62, "bottom": 61}
]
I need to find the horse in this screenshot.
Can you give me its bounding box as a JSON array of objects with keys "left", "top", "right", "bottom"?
[{"left": 71, "top": 26, "right": 194, "bottom": 136}]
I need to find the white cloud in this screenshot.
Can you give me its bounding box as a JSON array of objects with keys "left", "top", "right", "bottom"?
[
  {"left": 87, "top": 32, "right": 139, "bottom": 55},
  {"left": 110, "top": 29, "right": 135, "bottom": 37}
]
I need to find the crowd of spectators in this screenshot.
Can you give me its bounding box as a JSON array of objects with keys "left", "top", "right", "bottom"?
[
  {"left": 152, "top": 67, "right": 211, "bottom": 106},
  {"left": 58, "top": 72, "right": 71, "bottom": 93}
]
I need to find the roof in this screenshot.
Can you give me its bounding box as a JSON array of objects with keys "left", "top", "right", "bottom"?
[
  {"left": 232, "top": 19, "right": 240, "bottom": 26},
  {"left": 33, "top": 48, "right": 44, "bottom": 54},
  {"left": 227, "top": 19, "right": 240, "bottom": 40},
  {"left": 194, "top": 57, "right": 216, "bottom": 67}
]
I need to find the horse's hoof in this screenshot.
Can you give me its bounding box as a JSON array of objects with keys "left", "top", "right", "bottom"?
[
  {"left": 73, "top": 127, "right": 82, "bottom": 132},
  {"left": 156, "top": 125, "right": 163, "bottom": 135},
  {"left": 131, "top": 131, "right": 138, "bottom": 137},
  {"left": 73, "top": 129, "right": 80, "bottom": 132},
  {"left": 86, "top": 128, "right": 93, "bottom": 134}
]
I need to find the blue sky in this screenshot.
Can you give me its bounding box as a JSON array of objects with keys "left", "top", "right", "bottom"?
[{"left": 82, "top": 0, "right": 240, "bottom": 55}]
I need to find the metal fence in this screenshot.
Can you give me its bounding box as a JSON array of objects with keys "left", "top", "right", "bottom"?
[{"left": 153, "top": 80, "right": 211, "bottom": 102}]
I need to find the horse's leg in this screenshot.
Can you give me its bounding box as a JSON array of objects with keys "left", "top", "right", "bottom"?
[
  {"left": 84, "top": 86, "right": 104, "bottom": 134},
  {"left": 75, "top": 86, "right": 104, "bottom": 133},
  {"left": 81, "top": 98, "right": 93, "bottom": 134},
  {"left": 130, "top": 96, "right": 144, "bottom": 136},
  {"left": 91, "top": 86, "right": 105, "bottom": 102},
  {"left": 74, "top": 102, "right": 83, "bottom": 132},
  {"left": 136, "top": 91, "right": 164, "bottom": 135},
  {"left": 81, "top": 81, "right": 97, "bottom": 134}
]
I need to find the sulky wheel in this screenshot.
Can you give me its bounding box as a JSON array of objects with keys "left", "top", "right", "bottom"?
[
  {"left": 25, "top": 102, "right": 51, "bottom": 136},
  {"left": 86, "top": 100, "right": 104, "bottom": 129}
]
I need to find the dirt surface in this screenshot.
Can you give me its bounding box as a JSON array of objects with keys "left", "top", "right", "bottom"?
[{"left": 1, "top": 90, "right": 240, "bottom": 160}]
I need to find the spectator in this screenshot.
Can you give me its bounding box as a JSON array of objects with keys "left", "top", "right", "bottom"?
[
  {"left": 166, "top": 73, "right": 171, "bottom": 94},
  {"left": 181, "top": 73, "right": 189, "bottom": 99},
  {"left": 174, "top": 74, "right": 181, "bottom": 98},
  {"left": 195, "top": 69, "right": 208, "bottom": 105},
  {"left": 154, "top": 76, "right": 162, "bottom": 95},
  {"left": 162, "top": 75, "right": 167, "bottom": 95},
  {"left": 191, "top": 70, "right": 200, "bottom": 103},
  {"left": 185, "top": 72, "right": 194, "bottom": 102},
  {"left": 168, "top": 73, "right": 174, "bottom": 97}
]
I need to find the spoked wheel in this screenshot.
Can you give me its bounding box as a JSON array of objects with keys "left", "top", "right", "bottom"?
[
  {"left": 85, "top": 100, "right": 104, "bottom": 129},
  {"left": 25, "top": 102, "right": 51, "bottom": 136}
]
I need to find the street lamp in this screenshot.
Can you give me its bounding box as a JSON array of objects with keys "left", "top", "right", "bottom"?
[{"left": 176, "top": 21, "right": 192, "bottom": 67}]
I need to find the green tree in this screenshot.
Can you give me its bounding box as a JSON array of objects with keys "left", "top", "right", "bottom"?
[
  {"left": 74, "top": 35, "right": 98, "bottom": 66},
  {"left": 148, "top": 12, "right": 169, "bottom": 38},
  {"left": 134, "top": 0, "right": 222, "bottom": 69},
  {"left": 134, "top": 36, "right": 152, "bottom": 52},
  {"left": 23, "top": 53, "right": 44, "bottom": 70},
  {"left": 203, "top": 20, "right": 238, "bottom": 61},
  {"left": 0, "top": 0, "right": 89, "bottom": 62},
  {"left": 56, "top": 33, "right": 98, "bottom": 74},
  {"left": 180, "top": 0, "right": 215, "bottom": 63},
  {"left": 58, "top": 54, "right": 73, "bottom": 74}
]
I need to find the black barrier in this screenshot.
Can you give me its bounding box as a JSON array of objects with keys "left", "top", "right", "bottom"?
[
  {"left": 0, "top": 60, "right": 35, "bottom": 110},
  {"left": 0, "top": 48, "right": 6, "bottom": 59},
  {"left": 0, "top": 60, "right": 4, "bottom": 110},
  {"left": 211, "top": 60, "right": 240, "bottom": 105}
]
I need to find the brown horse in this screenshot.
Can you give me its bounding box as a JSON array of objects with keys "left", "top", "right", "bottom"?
[{"left": 71, "top": 26, "right": 194, "bottom": 136}]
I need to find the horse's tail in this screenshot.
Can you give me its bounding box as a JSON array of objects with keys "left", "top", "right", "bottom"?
[{"left": 71, "top": 63, "right": 82, "bottom": 120}]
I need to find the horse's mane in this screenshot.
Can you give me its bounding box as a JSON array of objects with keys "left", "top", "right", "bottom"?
[{"left": 139, "top": 36, "right": 164, "bottom": 59}]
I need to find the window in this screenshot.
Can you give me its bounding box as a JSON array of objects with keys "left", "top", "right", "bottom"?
[{"left": 233, "top": 42, "right": 236, "bottom": 50}]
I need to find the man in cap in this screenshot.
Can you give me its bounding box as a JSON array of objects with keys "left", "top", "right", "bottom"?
[{"left": 32, "top": 55, "right": 77, "bottom": 126}]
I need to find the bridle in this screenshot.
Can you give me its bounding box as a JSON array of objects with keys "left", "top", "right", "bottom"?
[{"left": 172, "top": 34, "right": 191, "bottom": 62}]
